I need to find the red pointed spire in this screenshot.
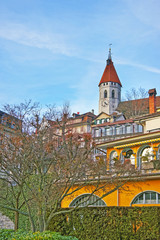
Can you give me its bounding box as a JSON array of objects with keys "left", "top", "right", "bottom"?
[{"left": 98, "top": 49, "right": 122, "bottom": 87}]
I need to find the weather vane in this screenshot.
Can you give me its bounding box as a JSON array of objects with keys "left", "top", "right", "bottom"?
[{"left": 108, "top": 43, "right": 112, "bottom": 54}]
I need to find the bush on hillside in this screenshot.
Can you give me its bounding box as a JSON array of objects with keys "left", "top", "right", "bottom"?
[{"left": 0, "top": 229, "right": 78, "bottom": 240}]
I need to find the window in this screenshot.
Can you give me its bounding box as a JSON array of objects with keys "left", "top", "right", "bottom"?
[
  {"left": 118, "top": 92, "right": 120, "bottom": 101},
  {"left": 126, "top": 125, "right": 131, "bottom": 134},
  {"left": 157, "top": 145, "right": 160, "bottom": 160},
  {"left": 114, "top": 83, "right": 116, "bottom": 85},
  {"left": 115, "top": 126, "right": 122, "bottom": 135},
  {"left": 112, "top": 90, "right": 115, "bottom": 99},
  {"left": 103, "top": 83, "right": 105, "bottom": 86},
  {"left": 137, "top": 124, "right": 143, "bottom": 132},
  {"left": 137, "top": 145, "right": 152, "bottom": 169},
  {"left": 131, "top": 191, "right": 160, "bottom": 205},
  {"left": 105, "top": 118, "right": 109, "bottom": 122},
  {"left": 69, "top": 194, "right": 106, "bottom": 207},
  {"left": 141, "top": 147, "right": 154, "bottom": 162},
  {"left": 105, "top": 127, "right": 112, "bottom": 136},
  {"left": 94, "top": 129, "right": 99, "bottom": 137},
  {"left": 110, "top": 151, "right": 118, "bottom": 169},
  {"left": 104, "top": 90, "right": 107, "bottom": 98}
]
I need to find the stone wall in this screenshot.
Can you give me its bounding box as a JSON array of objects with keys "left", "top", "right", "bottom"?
[{"left": 0, "top": 212, "right": 14, "bottom": 229}]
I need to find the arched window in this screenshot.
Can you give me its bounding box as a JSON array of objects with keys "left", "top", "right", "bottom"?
[
  {"left": 120, "top": 148, "right": 134, "bottom": 164},
  {"left": 131, "top": 191, "right": 160, "bottom": 205},
  {"left": 110, "top": 151, "right": 118, "bottom": 169},
  {"left": 112, "top": 90, "right": 115, "bottom": 99},
  {"left": 69, "top": 194, "right": 106, "bottom": 207},
  {"left": 137, "top": 145, "right": 153, "bottom": 169},
  {"left": 104, "top": 90, "right": 107, "bottom": 98}
]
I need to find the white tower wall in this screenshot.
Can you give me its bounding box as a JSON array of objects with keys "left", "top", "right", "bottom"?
[{"left": 99, "top": 82, "right": 121, "bottom": 115}]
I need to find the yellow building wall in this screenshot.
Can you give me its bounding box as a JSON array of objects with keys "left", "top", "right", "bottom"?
[
  {"left": 61, "top": 179, "right": 160, "bottom": 208},
  {"left": 61, "top": 140, "right": 160, "bottom": 208},
  {"left": 119, "top": 179, "right": 160, "bottom": 206}
]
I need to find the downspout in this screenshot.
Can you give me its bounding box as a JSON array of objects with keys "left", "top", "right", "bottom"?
[{"left": 117, "top": 189, "right": 119, "bottom": 206}]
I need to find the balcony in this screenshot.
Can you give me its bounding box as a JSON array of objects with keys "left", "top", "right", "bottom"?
[{"left": 93, "top": 132, "right": 142, "bottom": 144}]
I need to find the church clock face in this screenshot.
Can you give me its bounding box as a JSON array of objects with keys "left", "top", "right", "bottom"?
[{"left": 101, "top": 100, "right": 108, "bottom": 107}]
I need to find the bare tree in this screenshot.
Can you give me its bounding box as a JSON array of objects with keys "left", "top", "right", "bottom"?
[
  {"left": 0, "top": 101, "right": 138, "bottom": 232},
  {"left": 117, "top": 87, "right": 148, "bottom": 118}
]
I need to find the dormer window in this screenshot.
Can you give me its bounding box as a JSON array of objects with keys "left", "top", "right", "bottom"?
[
  {"left": 94, "top": 120, "right": 97, "bottom": 125},
  {"left": 105, "top": 118, "right": 109, "bottom": 122}
]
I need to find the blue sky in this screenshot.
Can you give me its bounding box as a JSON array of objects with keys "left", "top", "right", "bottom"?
[{"left": 0, "top": 0, "right": 160, "bottom": 115}]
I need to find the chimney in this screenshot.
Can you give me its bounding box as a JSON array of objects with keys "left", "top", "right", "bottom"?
[
  {"left": 91, "top": 109, "right": 94, "bottom": 114},
  {"left": 148, "top": 88, "right": 157, "bottom": 114}
]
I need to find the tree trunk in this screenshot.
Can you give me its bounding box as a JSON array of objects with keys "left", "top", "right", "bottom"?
[
  {"left": 14, "top": 211, "right": 19, "bottom": 230},
  {"left": 14, "top": 194, "right": 20, "bottom": 230}
]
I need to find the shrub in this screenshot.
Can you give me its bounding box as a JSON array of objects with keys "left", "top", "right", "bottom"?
[
  {"left": 48, "top": 207, "right": 160, "bottom": 240},
  {"left": 0, "top": 230, "right": 78, "bottom": 240}
]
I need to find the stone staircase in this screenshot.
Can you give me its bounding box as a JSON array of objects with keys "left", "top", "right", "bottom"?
[{"left": 0, "top": 212, "right": 14, "bottom": 229}]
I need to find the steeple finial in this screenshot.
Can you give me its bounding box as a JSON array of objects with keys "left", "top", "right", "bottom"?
[{"left": 107, "top": 44, "right": 112, "bottom": 65}]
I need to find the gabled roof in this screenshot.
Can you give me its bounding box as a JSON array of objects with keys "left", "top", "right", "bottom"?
[
  {"left": 75, "top": 112, "right": 96, "bottom": 119},
  {"left": 98, "top": 60, "right": 122, "bottom": 87},
  {"left": 94, "top": 112, "right": 110, "bottom": 120},
  {"left": 117, "top": 96, "right": 160, "bottom": 119}
]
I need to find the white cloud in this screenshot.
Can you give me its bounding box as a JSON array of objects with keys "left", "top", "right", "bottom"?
[
  {"left": 0, "top": 22, "right": 75, "bottom": 56},
  {"left": 115, "top": 57, "right": 160, "bottom": 74}
]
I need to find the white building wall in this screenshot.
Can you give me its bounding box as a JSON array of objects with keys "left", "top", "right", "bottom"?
[{"left": 99, "top": 82, "right": 121, "bottom": 115}]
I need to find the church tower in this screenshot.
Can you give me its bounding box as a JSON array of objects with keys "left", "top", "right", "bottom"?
[{"left": 98, "top": 48, "right": 122, "bottom": 115}]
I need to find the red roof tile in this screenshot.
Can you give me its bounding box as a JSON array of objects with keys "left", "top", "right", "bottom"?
[
  {"left": 117, "top": 96, "right": 160, "bottom": 119},
  {"left": 98, "top": 61, "right": 122, "bottom": 87}
]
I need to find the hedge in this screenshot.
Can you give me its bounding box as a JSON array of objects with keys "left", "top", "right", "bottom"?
[
  {"left": 0, "top": 229, "right": 78, "bottom": 240},
  {"left": 48, "top": 207, "right": 160, "bottom": 240}
]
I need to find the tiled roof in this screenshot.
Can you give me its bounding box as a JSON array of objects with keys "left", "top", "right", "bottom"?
[
  {"left": 117, "top": 96, "right": 160, "bottom": 119},
  {"left": 134, "top": 111, "right": 160, "bottom": 121},
  {"left": 98, "top": 60, "right": 122, "bottom": 87}
]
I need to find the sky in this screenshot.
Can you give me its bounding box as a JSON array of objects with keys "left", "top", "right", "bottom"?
[{"left": 0, "top": 0, "right": 160, "bottom": 115}]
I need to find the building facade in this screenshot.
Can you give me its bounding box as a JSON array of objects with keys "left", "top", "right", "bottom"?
[{"left": 62, "top": 120, "right": 160, "bottom": 208}]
